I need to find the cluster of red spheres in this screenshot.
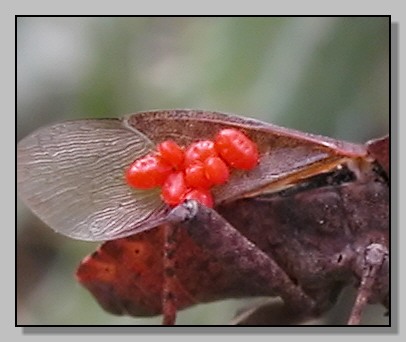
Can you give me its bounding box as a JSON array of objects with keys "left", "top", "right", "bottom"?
[{"left": 125, "top": 128, "right": 259, "bottom": 208}]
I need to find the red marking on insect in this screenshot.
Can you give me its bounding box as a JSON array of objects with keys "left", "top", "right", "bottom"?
[{"left": 215, "top": 128, "right": 259, "bottom": 170}]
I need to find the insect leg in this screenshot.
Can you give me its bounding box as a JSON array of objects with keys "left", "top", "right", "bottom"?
[
  {"left": 167, "top": 200, "right": 316, "bottom": 315},
  {"left": 348, "top": 243, "right": 389, "bottom": 325},
  {"left": 161, "top": 223, "right": 179, "bottom": 325}
]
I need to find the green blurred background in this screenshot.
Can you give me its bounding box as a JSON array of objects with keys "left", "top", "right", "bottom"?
[{"left": 17, "top": 17, "right": 389, "bottom": 325}]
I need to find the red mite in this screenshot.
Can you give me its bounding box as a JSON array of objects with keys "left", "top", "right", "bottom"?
[
  {"left": 184, "top": 140, "right": 218, "bottom": 166},
  {"left": 183, "top": 188, "right": 214, "bottom": 208},
  {"left": 125, "top": 128, "right": 259, "bottom": 207},
  {"left": 125, "top": 154, "right": 172, "bottom": 189},
  {"left": 204, "top": 156, "right": 230, "bottom": 185},
  {"left": 184, "top": 162, "right": 213, "bottom": 189},
  {"left": 215, "top": 128, "right": 259, "bottom": 170},
  {"left": 161, "top": 171, "right": 188, "bottom": 206},
  {"left": 157, "top": 140, "right": 184, "bottom": 169}
]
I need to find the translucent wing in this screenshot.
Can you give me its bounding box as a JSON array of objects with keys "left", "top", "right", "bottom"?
[{"left": 17, "top": 119, "right": 166, "bottom": 241}]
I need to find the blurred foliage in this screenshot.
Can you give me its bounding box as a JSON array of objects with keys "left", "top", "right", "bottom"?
[{"left": 17, "top": 16, "right": 389, "bottom": 325}]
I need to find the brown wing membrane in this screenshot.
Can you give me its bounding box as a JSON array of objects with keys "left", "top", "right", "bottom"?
[{"left": 124, "top": 110, "right": 368, "bottom": 202}]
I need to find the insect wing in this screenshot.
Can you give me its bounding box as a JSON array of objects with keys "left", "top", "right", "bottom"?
[
  {"left": 18, "top": 110, "right": 369, "bottom": 241},
  {"left": 17, "top": 119, "right": 166, "bottom": 241}
]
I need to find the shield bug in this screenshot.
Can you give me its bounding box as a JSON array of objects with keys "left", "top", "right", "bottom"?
[{"left": 17, "top": 109, "right": 389, "bottom": 325}]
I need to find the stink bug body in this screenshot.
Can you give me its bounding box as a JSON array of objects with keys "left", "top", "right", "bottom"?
[{"left": 17, "top": 109, "right": 389, "bottom": 325}]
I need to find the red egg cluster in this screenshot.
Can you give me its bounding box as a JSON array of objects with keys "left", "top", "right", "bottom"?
[{"left": 125, "top": 128, "right": 259, "bottom": 208}]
